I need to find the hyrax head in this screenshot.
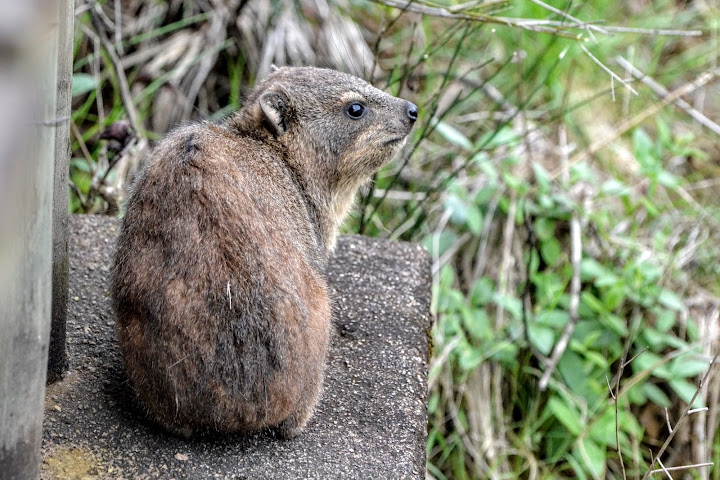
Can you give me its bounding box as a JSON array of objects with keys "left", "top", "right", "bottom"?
[{"left": 242, "top": 66, "right": 417, "bottom": 192}]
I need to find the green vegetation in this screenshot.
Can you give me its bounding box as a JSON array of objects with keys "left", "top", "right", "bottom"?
[{"left": 71, "top": 1, "right": 720, "bottom": 478}]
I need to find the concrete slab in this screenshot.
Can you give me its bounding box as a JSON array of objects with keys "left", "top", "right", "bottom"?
[{"left": 41, "top": 214, "right": 432, "bottom": 480}]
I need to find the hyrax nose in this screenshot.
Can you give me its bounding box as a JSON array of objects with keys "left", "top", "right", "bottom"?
[{"left": 405, "top": 101, "right": 418, "bottom": 123}]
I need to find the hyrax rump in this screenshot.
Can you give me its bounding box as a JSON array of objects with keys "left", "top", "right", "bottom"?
[{"left": 111, "top": 67, "right": 418, "bottom": 438}]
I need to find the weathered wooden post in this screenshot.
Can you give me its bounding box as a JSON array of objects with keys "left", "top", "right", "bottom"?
[
  {"left": 48, "top": 0, "right": 74, "bottom": 383},
  {"left": 0, "top": 0, "right": 71, "bottom": 477}
]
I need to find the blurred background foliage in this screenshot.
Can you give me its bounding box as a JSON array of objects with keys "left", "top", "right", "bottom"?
[{"left": 70, "top": 0, "right": 720, "bottom": 478}]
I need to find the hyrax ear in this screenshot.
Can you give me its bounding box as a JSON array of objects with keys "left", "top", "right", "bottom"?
[{"left": 259, "top": 90, "right": 290, "bottom": 137}]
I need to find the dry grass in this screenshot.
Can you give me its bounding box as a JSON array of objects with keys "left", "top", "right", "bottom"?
[{"left": 71, "top": 1, "right": 720, "bottom": 478}]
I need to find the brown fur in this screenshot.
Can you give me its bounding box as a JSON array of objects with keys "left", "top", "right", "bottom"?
[{"left": 111, "top": 67, "right": 417, "bottom": 438}]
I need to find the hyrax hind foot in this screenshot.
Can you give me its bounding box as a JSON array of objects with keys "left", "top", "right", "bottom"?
[
  {"left": 275, "top": 405, "right": 316, "bottom": 440},
  {"left": 111, "top": 66, "right": 417, "bottom": 438}
]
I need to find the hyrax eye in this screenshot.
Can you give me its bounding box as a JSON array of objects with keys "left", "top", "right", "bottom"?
[{"left": 345, "top": 102, "right": 366, "bottom": 119}]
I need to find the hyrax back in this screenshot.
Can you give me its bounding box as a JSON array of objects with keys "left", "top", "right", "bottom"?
[{"left": 112, "top": 67, "right": 417, "bottom": 438}]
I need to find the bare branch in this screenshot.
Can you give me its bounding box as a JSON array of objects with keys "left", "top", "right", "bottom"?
[
  {"left": 581, "top": 45, "right": 638, "bottom": 96},
  {"left": 616, "top": 56, "right": 720, "bottom": 137},
  {"left": 649, "top": 462, "right": 714, "bottom": 474},
  {"left": 642, "top": 351, "right": 720, "bottom": 480},
  {"left": 558, "top": 68, "right": 720, "bottom": 176},
  {"left": 539, "top": 126, "right": 580, "bottom": 391}
]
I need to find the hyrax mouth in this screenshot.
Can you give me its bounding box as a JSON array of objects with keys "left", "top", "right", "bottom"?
[{"left": 384, "top": 136, "right": 408, "bottom": 147}]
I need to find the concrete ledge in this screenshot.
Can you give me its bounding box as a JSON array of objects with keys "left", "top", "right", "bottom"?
[{"left": 42, "top": 214, "right": 432, "bottom": 479}]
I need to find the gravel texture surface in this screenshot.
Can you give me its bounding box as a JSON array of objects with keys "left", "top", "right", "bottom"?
[{"left": 42, "top": 214, "right": 432, "bottom": 480}]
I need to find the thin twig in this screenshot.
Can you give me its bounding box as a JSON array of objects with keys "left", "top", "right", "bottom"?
[
  {"left": 656, "top": 458, "right": 674, "bottom": 480},
  {"left": 368, "top": 0, "right": 593, "bottom": 37},
  {"left": 539, "top": 126, "right": 580, "bottom": 391},
  {"left": 495, "top": 196, "right": 516, "bottom": 329},
  {"left": 642, "top": 351, "right": 720, "bottom": 480},
  {"left": 581, "top": 44, "right": 638, "bottom": 96},
  {"left": 89, "top": 3, "right": 140, "bottom": 133},
  {"left": 557, "top": 68, "right": 720, "bottom": 177},
  {"left": 649, "top": 462, "right": 714, "bottom": 474},
  {"left": 622, "top": 346, "right": 648, "bottom": 368},
  {"left": 616, "top": 56, "right": 720, "bottom": 137},
  {"left": 601, "top": 25, "right": 702, "bottom": 37},
  {"left": 527, "top": 0, "right": 608, "bottom": 40},
  {"left": 432, "top": 232, "right": 473, "bottom": 275},
  {"left": 369, "top": 0, "right": 703, "bottom": 37}
]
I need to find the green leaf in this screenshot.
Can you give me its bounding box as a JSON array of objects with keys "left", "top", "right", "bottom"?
[
  {"left": 428, "top": 392, "right": 439, "bottom": 414},
  {"left": 589, "top": 409, "right": 626, "bottom": 447},
  {"left": 537, "top": 310, "right": 569, "bottom": 328},
  {"left": 531, "top": 162, "right": 551, "bottom": 192},
  {"left": 461, "top": 307, "right": 491, "bottom": 341},
  {"left": 669, "top": 379, "right": 705, "bottom": 408},
  {"left": 478, "top": 160, "right": 498, "bottom": 180},
  {"left": 540, "top": 237, "right": 562, "bottom": 266},
  {"left": 669, "top": 357, "right": 709, "bottom": 378},
  {"left": 527, "top": 323, "right": 555, "bottom": 355},
  {"left": 632, "top": 351, "right": 672, "bottom": 379},
  {"left": 443, "top": 292, "right": 467, "bottom": 319},
  {"left": 642, "top": 383, "right": 670, "bottom": 407},
  {"left": 558, "top": 350, "right": 590, "bottom": 397},
  {"left": 465, "top": 204, "right": 483, "bottom": 235},
  {"left": 583, "top": 350, "right": 609, "bottom": 369},
  {"left": 71, "top": 170, "right": 92, "bottom": 195},
  {"left": 547, "top": 397, "right": 582, "bottom": 436},
  {"left": 580, "top": 258, "right": 606, "bottom": 280},
  {"left": 657, "top": 170, "right": 681, "bottom": 190},
  {"left": 656, "top": 117, "right": 671, "bottom": 147},
  {"left": 434, "top": 120, "right": 472, "bottom": 151},
  {"left": 477, "top": 126, "right": 519, "bottom": 150},
  {"left": 627, "top": 385, "right": 647, "bottom": 405},
  {"left": 603, "top": 313, "right": 629, "bottom": 336},
  {"left": 580, "top": 291, "right": 606, "bottom": 314},
  {"left": 458, "top": 347, "right": 483, "bottom": 371},
  {"left": 489, "top": 341, "right": 518, "bottom": 367},
  {"left": 654, "top": 309, "right": 675, "bottom": 332},
  {"left": 534, "top": 217, "right": 555, "bottom": 240},
  {"left": 641, "top": 327, "right": 667, "bottom": 350},
  {"left": 666, "top": 339, "right": 691, "bottom": 357},
  {"left": 633, "top": 128, "right": 658, "bottom": 173},
  {"left": 72, "top": 73, "right": 96, "bottom": 97},
  {"left": 575, "top": 437, "right": 605, "bottom": 480},
  {"left": 70, "top": 157, "right": 92, "bottom": 173},
  {"left": 537, "top": 193, "right": 554, "bottom": 210},
  {"left": 601, "top": 284, "right": 625, "bottom": 311},
  {"left": 570, "top": 162, "right": 594, "bottom": 182},
  {"left": 445, "top": 193, "right": 468, "bottom": 224},
  {"left": 658, "top": 289, "right": 684, "bottom": 312},
  {"left": 474, "top": 184, "right": 496, "bottom": 205},
  {"left": 421, "top": 231, "right": 458, "bottom": 258},
  {"left": 438, "top": 265, "right": 456, "bottom": 289},
  {"left": 600, "top": 179, "right": 630, "bottom": 196},
  {"left": 617, "top": 409, "right": 644, "bottom": 437},
  {"left": 440, "top": 312, "right": 462, "bottom": 337},
  {"left": 469, "top": 277, "right": 494, "bottom": 306},
  {"left": 502, "top": 171, "right": 528, "bottom": 195},
  {"left": 635, "top": 261, "right": 661, "bottom": 283},
  {"left": 639, "top": 196, "right": 660, "bottom": 217},
  {"left": 687, "top": 319, "right": 699, "bottom": 342},
  {"left": 493, "top": 293, "right": 522, "bottom": 320},
  {"left": 566, "top": 454, "right": 590, "bottom": 480}
]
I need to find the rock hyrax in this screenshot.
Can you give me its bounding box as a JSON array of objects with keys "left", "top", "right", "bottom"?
[{"left": 111, "top": 66, "right": 418, "bottom": 438}]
